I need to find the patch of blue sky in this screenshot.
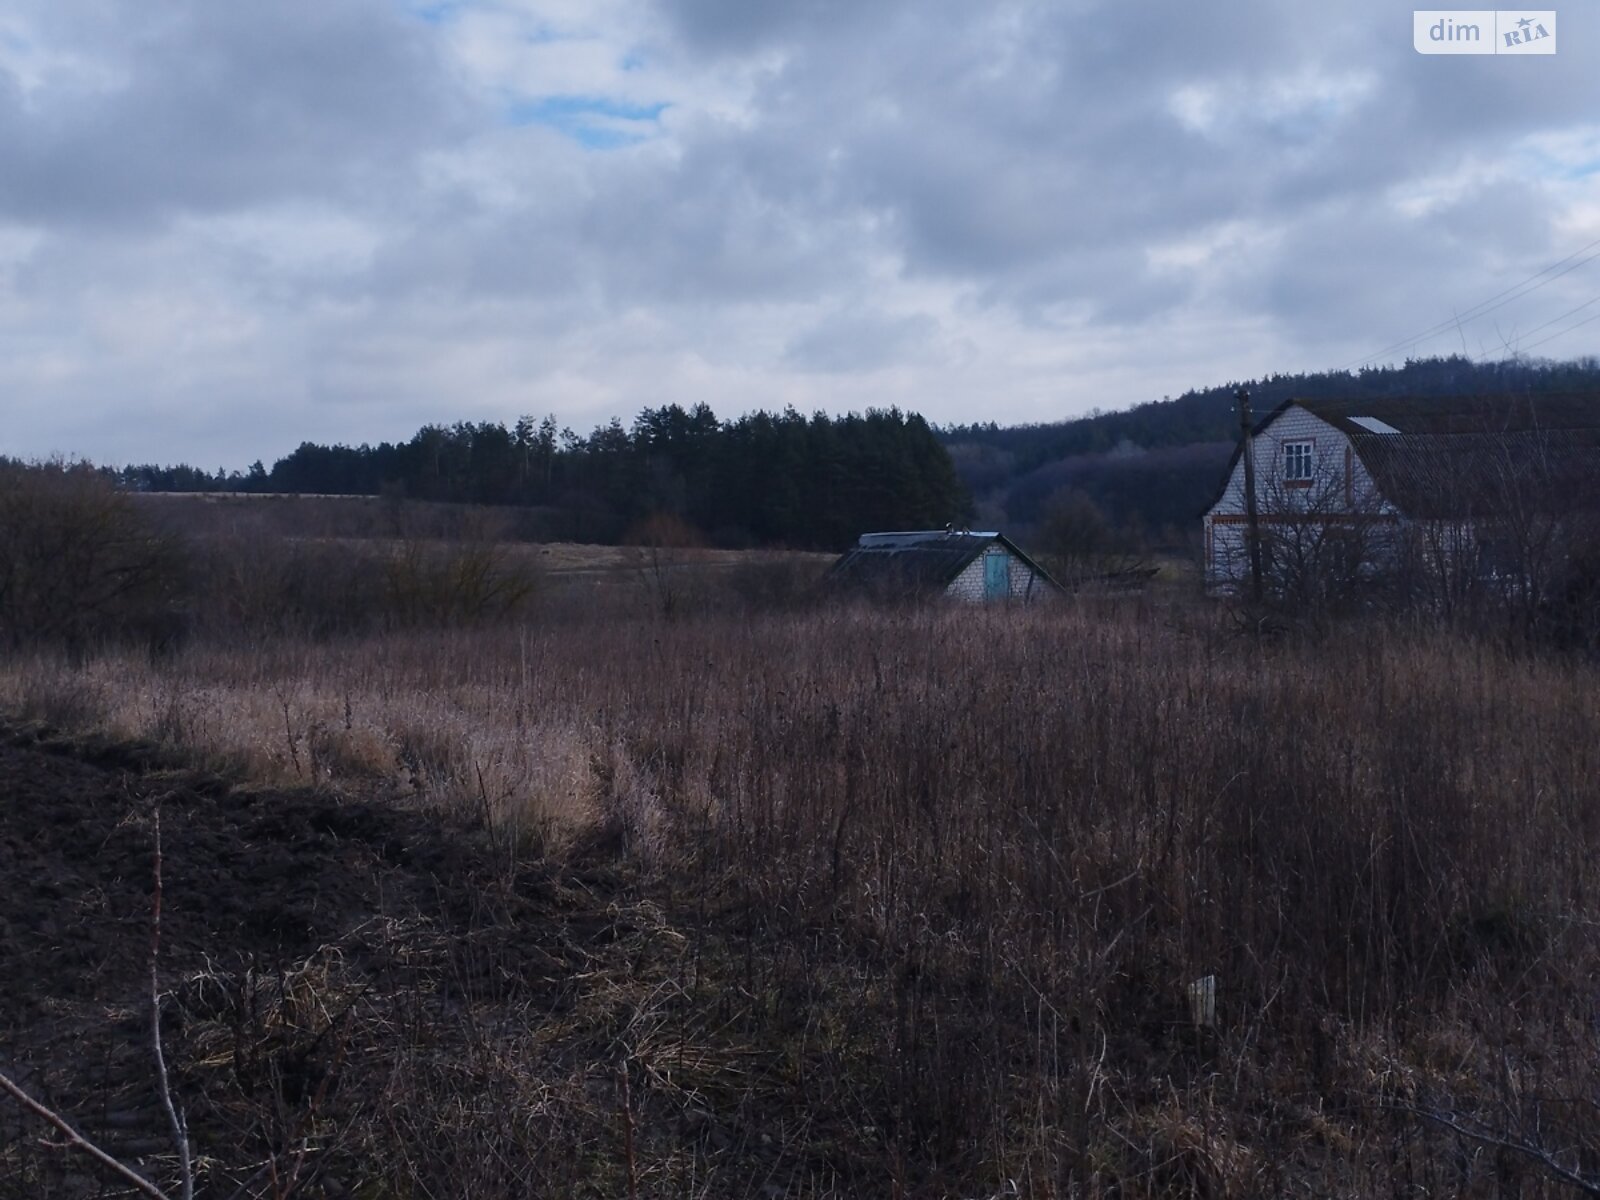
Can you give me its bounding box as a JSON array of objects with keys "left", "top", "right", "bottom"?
[
  {"left": 404, "top": 1, "right": 462, "bottom": 25},
  {"left": 1515, "top": 140, "right": 1600, "bottom": 183},
  {"left": 508, "top": 95, "right": 669, "bottom": 149},
  {"left": 402, "top": 2, "right": 572, "bottom": 43}
]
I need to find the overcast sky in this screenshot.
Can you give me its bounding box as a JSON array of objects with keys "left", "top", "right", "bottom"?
[{"left": 3, "top": 1, "right": 1598, "bottom": 467}]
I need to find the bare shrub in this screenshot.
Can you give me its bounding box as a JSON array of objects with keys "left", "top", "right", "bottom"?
[
  {"left": 307, "top": 723, "right": 397, "bottom": 781},
  {"left": 721, "top": 553, "right": 828, "bottom": 612},
  {"left": 381, "top": 536, "right": 540, "bottom": 629},
  {"left": 623, "top": 512, "right": 707, "bottom": 618},
  {"left": 188, "top": 524, "right": 539, "bottom": 639},
  {"left": 0, "top": 657, "right": 111, "bottom": 729},
  {"left": 1547, "top": 515, "right": 1600, "bottom": 649},
  {"left": 0, "top": 461, "right": 184, "bottom": 652},
  {"left": 595, "top": 739, "right": 669, "bottom": 864},
  {"left": 191, "top": 533, "right": 384, "bottom": 639},
  {"left": 392, "top": 719, "right": 464, "bottom": 789}
]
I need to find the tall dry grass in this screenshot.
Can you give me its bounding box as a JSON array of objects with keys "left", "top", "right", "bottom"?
[{"left": 4, "top": 600, "right": 1599, "bottom": 1195}]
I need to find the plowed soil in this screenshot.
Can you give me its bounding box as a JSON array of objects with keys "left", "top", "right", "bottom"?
[{"left": 0, "top": 722, "right": 702, "bottom": 1198}]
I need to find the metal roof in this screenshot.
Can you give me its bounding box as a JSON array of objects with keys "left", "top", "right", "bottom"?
[
  {"left": 856, "top": 530, "right": 1000, "bottom": 548},
  {"left": 1347, "top": 416, "right": 1401, "bottom": 435},
  {"left": 828, "top": 530, "right": 1060, "bottom": 597},
  {"left": 1297, "top": 393, "right": 1600, "bottom": 438},
  {"left": 1347, "top": 429, "right": 1600, "bottom": 519},
  {"left": 1204, "top": 392, "right": 1600, "bottom": 519}
]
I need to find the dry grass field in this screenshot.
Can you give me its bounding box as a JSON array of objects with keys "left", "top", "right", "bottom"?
[
  {"left": 4, "top": 582, "right": 1600, "bottom": 1197},
  {"left": 3, "top": 462, "right": 1599, "bottom": 1198}
]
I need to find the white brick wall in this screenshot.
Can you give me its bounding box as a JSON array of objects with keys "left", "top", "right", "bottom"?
[
  {"left": 945, "top": 544, "right": 1050, "bottom": 602},
  {"left": 1203, "top": 405, "right": 1392, "bottom": 590}
]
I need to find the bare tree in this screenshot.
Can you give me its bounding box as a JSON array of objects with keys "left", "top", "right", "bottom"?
[
  {"left": 1248, "top": 461, "right": 1396, "bottom": 619},
  {"left": 1479, "top": 431, "right": 1590, "bottom": 638},
  {"left": 1405, "top": 428, "right": 1600, "bottom": 640},
  {"left": 1036, "top": 488, "right": 1152, "bottom": 589}
]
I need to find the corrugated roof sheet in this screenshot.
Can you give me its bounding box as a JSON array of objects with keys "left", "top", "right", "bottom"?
[
  {"left": 1349, "top": 429, "right": 1600, "bottom": 519},
  {"left": 828, "top": 530, "right": 1059, "bottom": 597},
  {"left": 1299, "top": 393, "right": 1600, "bottom": 437}
]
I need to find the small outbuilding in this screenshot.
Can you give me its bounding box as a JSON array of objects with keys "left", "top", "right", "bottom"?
[{"left": 828, "top": 529, "right": 1059, "bottom": 603}]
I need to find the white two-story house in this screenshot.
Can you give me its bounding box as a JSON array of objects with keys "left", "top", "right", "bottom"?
[{"left": 1203, "top": 393, "right": 1600, "bottom": 594}]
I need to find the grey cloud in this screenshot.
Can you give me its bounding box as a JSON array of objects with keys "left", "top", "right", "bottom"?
[
  {"left": 3, "top": 0, "right": 1599, "bottom": 467},
  {"left": 643, "top": 1, "right": 1300, "bottom": 303},
  {"left": 0, "top": 0, "right": 473, "bottom": 229},
  {"left": 784, "top": 309, "right": 938, "bottom": 373},
  {"left": 656, "top": 0, "right": 886, "bottom": 55},
  {"left": 1224, "top": 174, "right": 1584, "bottom": 363}
]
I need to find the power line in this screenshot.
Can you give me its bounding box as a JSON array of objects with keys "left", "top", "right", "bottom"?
[
  {"left": 1341, "top": 240, "right": 1600, "bottom": 368},
  {"left": 1335, "top": 235, "right": 1600, "bottom": 370},
  {"left": 1503, "top": 293, "right": 1600, "bottom": 345},
  {"left": 1471, "top": 290, "right": 1600, "bottom": 360},
  {"left": 1508, "top": 307, "right": 1600, "bottom": 356}
]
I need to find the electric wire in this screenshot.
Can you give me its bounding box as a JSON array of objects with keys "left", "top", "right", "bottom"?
[
  {"left": 1335, "top": 235, "right": 1600, "bottom": 369},
  {"left": 1495, "top": 292, "right": 1600, "bottom": 348},
  {"left": 1509, "top": 307, "right": 1600, "bottom": 356}
]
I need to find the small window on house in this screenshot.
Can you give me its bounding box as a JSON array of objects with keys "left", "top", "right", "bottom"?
[{"left": 1283, "top": 441, "right": 1314, "bottom": 482}]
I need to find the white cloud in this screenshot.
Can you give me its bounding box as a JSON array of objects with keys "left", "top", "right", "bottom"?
[{"left": 1, "top": 0, "right": 1599, "bottom": 467}]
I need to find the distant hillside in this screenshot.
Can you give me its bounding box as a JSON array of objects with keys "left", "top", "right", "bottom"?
[{"left": 941, "top": 355, "right": 1600, "bottom": 548}]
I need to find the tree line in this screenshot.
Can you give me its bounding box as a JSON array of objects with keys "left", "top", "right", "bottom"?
[
  {"left": 941, "top": 356, "right": 1600, "bottom": 471},
  {"left": 114, "top": 405, "right": 971, "bottom": 551},
  {"left": 943, "top": 356, "right": 1600, "bottom": 548}
]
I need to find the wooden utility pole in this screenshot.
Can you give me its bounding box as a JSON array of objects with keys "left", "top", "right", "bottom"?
[{"left": 1237, "top": 388, "right": 1264, "bottom": 603}]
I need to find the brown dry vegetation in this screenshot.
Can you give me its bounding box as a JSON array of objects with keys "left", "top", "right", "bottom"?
[
  {"left": 3, "top": 462, "right": 1599, "bottom": 1197},
  {"left": 4, "top": 591, "right": 1600, "bottom": 1197}
]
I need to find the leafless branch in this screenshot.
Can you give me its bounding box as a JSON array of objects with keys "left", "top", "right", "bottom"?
[
  {"left": 0, "top": 1068, "right": 173, "bottom": 1200},
  {"left": 1387, "top": 1101, "right": 1600, "bottom": 1197}
]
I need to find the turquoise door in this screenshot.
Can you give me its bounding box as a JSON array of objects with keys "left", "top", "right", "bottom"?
[{"left": 984, "top": 551, "right": 1009, "bottom": 600}]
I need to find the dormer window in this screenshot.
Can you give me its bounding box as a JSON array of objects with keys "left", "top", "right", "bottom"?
[{"left": 1283, "top": 441, "right": 1314, "bottom": 483}]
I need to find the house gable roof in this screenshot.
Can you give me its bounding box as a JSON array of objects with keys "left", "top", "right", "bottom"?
[
  {"left": 828, "top": 530, "right": 1060, "bottom": 596},
  {"left": 1345, "top": 429, "right": 1600, "bottom": 519},
  {"left": 1296, "top": 392, "right": 1600, "bottom": 438},
  {"left": 1204, "top": 392, "right": 1600, "bottom": 519}
]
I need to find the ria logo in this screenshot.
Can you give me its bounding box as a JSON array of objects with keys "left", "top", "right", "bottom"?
[
  {"left": 1413, "top": 10, "right": 1556, "bottom": 53},
  {"left": 1501, "top": 12, "right": 1552, "bottom": 46}
]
